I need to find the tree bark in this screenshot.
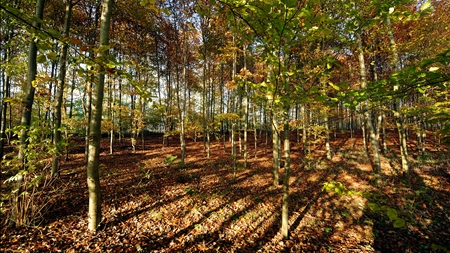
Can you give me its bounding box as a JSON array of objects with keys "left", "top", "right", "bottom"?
[
  {"left": 13, "top": 0, "right": 45, "bottom": 226},
  {"left": 243, "top": 46, "right": 248, "bottom": 168},
  {"left": 325, "top": 114, "right": 332, "bottom": 160},
  {"left": 356, "top": 32, "right": 381, "bottom": 181},
  {"left": 281, "top": 108, "right": 291, "bottom": 239},
  {"left": 386, "top": 13, "right": 409, "bottom": 175},
  {"left": 87, "top": 0, "right": 113, "bottom": 232},
  {"left": 272, "top": 110, "right": 280, "bottom": 187},
  {"left": 301, "top": 105, "right": 307, "bottom": 154},
  {"left": 17, "top": 0, "right": 45, "bottom": 168},
  {"left": 51, "top": 0, "right": 73, "bottom": 177},
  {"left": 0, "top": 44, "right": 11, "bottom": 161}
]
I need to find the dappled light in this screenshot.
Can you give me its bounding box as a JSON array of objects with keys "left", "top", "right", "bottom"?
[
  {"left": 2, "top": 132, "right": 449, "bottom": 252},
  {"left": 1, "top": 0, "right": 449, "bottom": 252}
]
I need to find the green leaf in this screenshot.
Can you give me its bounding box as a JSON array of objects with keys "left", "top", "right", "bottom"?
[
  {"left": 36, "top": 54, "right": 47, "bottom": 63},
  {"left": 287, "top": 71, "right": 295, "bottom": 76},
  {"left": 387, "top": 208, "right": 398, "bottom": 221},
  {"left": 47, "top": 29, "right": 62, "bottom": 39},
  {"left": 46, "top": 52, "right": 58, "bottom": 61},
  {"left": 283, "top": 0, "right": 297, "bottom": 8},
  {"left": 98, "top": 45, "right": 111, "bottom": 52},
  {"left": 431, "top": 244, "right": 450, "bottom": 253},
  {"left": 36, "top": 42, "right": 53, "bottom": 51},
  {"left": 393, "top": 218, "right": 406, "bottom": 228},
  {"left": 330, "top": 82, "right": 340, "bottom": 91},
  {"left": 420, "top": 1, "right": 431, "bottom": 11},
  {"left": 368, "top": 202, "right": 380, "bottom": 212}
]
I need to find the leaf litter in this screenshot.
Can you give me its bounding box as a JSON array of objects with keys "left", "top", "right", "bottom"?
[{"left": 1, "top": 132, "right": 449, "bottom": 252}]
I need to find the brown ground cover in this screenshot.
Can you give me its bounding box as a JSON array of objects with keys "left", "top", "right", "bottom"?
[{"left": 1, "top": 131, "right": 449, "bottom": 252}]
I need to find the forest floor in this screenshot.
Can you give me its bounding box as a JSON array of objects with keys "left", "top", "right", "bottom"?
[{"left": 1, "top": 131, "right": 450, "bottom": 252}]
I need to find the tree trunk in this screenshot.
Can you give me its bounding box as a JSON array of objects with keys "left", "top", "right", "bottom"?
[
  {"left": 301, "top": 105, "right": 307, "bottom": 154},
  {"left": 325, "top": 114, "right": 332, "bottom": 160},
  {"left": 51, "top": 0, "right": 73, "bottom": 177},
  {"left": 13, "top": 0, "right": 45, "bottom": 226},
  {"left": 272, "top": 110, "right": 280, "bottom": 187},
  {"left": 387, "top": 13, "right": 409, "bottom": 175},
  {"left": 281, "top": 108, "right": 291, "bottom": 239},
  {"left": 356, "top": 32, "right": 381, "bottom": 181},
  {"left": 0, "top": 46, "right": 11, "bottom": 161},
  {"left": 421, "top": 120, "right": 426, "bottom": 157},
  {"left": 87, "top": 0, "right": 113, "bottom": 232},
  {"left": 17, "top": 0, "right": 45, "bottom": 168},
  {"left": 84, "top": 80, "right": 92, "bottom": 164},
  {"left": 179, "top": 38, "right": 188, "bottom": 165},
  {"left": 253, "top": 98, "right": 258, "bottom": 159},
  {"left": 232, "top": 121, "right": 237, "bottom": 183},
  {"left": 361, "top": 116, "right": 367, "bottom": 152},
  {"left": 380, "top": 107, "right": 387, "bottom": 154},
  {"left": 109, "top": 78, "right": 115, "bottom": 154},
  {"left": 243, "top": 46, "right": 248, "bottom": 168},
  {"left": 206, "top": 61, "right": 212, "bottom": 159}
]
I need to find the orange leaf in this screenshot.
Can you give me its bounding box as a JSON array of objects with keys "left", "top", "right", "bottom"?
[{"left": 70, "top": 37, "right": 82, "bottom": 45}]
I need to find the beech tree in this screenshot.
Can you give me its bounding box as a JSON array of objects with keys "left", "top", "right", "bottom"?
[
  {"left": 51, "top": 0, "right": 74, "bottom": 177},
  {"left": 1, "top": 0, "right": 449, "bottom": 238},
  {"left": 86, "top": 0, "right": 113, "bottom": 232},
  {"left": 11, "top": 0, "right": 46, "bottom": 227},
  {"left": 220, "top": 0, "right": 334, "bottom": 239}
]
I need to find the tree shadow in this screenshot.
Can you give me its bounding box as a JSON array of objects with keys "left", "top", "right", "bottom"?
[{"left": 364, "top": 158, "right": 450, "bottom": 252}]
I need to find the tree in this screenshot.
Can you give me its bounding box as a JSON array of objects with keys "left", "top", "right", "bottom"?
[
  {"left": 386, "top": 5, "right": 410, "bottom": 175},
  {"left": 12, "top": 0, "right": 45, "bottom": 226},
  {"left": 86, "top": 0, "right": 113, "bottom": 232},
  {"left": 219, "top": 0, "right": 333, "bottom": 239},
  {"left": 51, "top": 0, "right": 73, "bottom": 177}
]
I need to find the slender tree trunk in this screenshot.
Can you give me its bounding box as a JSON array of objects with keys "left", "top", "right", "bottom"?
[
  {"left": 206, "top": 61, "right": 211, "bottom": 159},
  {"left": 350, "top": 109, "right": 354, "bottom": 139},
  {"left": 118, "top": 78, "right": 123, "bottom": 144},
  {"left": 325, "top": 114, "right": 332, "bottom": 160},
  {"left": 387, "top": 13, "right": 409, "bottom": 175},
  {"left": 109, "top": 78, "right": 115, "bottom": 154},
  {"left": 13, "top": 0, "right": 45, "bottom": 226},
  {"left": 84, "top": 80, "right": 92, "bottom": 164},
  {"left": 381, "top": 110, "right": 387, "bottom": 154},
  {"left": 164, "top": 67, "right": 171, "bottom": 146},
  {"left": 243, "top": 46, "right": 248, "bottom": 168},
  {"left": 140, "top": 97, "right": 145, "bottom": 150},
  {"left": 51, "top": 0, "right": 73, "bottom": 177},
  {"left": 0, "top": 43, "right": 10, "bottom": 196},
  {"left": 220, "top": 64, "right": 226, "bottom": 153},
  {"left": 295, "top": 104, "right": 300, "bottom": 143},
  {"left": 179, "top": 35, "right": 188, "bottom": 165},
  {"left": 301, "top": 105, "right": 307, "bottom": 154},
  {"left": 17, "top": 0, "right": 45, "bottom": 167},
  {"left": 232, "top": 120, "right": 237, "bottom": 183},
  {"left": 421, "top": 120, "right": 426, "bottom": 156},
  {"left": 272, "top": 110, "right": 280, "bottom": 187},
  {"left": 45, "top": 59, "right": 57, "bottom": 133},
  {"left": 0, "top": 48, "right": 10, "bottom": 161},
  {"left": 281, "top": 107, "right": 291, "bottom": 239},
  {"left": 201, "top": 25, "right": 208, "bottom": 156},
  {"left": 356, "top": 32, "right": 381, "bottom": 181},
  {"left": 87, "top": 0, "right": 113, "bottom": 232},
  {"left": 85, "top": 3, "right": 100, "bottom": 163},
  {"left": 253, "top": 98, "right": 258, "bottom": 159},
  {"left": 65, "top": 67, "right": 76, "bottom": 161}
]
